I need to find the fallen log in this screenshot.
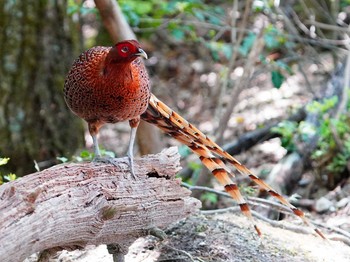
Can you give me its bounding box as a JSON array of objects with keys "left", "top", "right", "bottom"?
[{"left": 0, "top": 147, "right": 201, "bottom": 262}]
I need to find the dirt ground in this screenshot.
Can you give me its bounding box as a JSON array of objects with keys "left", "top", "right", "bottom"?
[{"left": 25, "top": 213, "right": 350, "bottom": 262}]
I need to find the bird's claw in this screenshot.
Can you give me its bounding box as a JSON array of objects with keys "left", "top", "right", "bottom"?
[{"left": 128, "top": 155, "right": 137, "bottom": 180}]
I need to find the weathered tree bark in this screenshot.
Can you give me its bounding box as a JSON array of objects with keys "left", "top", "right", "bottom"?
[
  {"left": 0, "top": 0, "right": 84, "bottom": 176},
  {"left": 0, "top": 147, "right": 201, "bottom": 262}
]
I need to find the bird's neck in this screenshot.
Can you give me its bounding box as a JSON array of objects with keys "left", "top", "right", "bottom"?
[{"left": 102, "top": 59, "right": 132, "bottom": 79}]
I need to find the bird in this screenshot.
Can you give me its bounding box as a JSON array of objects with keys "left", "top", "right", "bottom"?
[
  {"left": 64, "top": 40, "right": 149, "bottom": 176},
  {"left": 64, "top": 40, "right": 325, "bottom": 239}
]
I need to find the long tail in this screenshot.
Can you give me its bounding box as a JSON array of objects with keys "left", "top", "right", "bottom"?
[{"left": 141, "top": 93, "right": 325, "bottom": 239}]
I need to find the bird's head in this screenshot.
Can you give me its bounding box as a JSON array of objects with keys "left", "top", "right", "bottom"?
[{"left": 107, "top": 40, "right": 148, "bottom": 64}]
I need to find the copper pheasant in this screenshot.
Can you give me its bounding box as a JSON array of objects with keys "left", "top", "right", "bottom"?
[{"left": 64, "top": 40, "right": 325, "bottom": 239}]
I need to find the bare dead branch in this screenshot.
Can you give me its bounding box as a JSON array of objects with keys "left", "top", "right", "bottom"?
[{"left": 0, "top": 148, "right": 201, "bottom": 262}]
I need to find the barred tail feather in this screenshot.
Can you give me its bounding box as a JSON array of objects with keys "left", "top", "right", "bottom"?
[{"left": 142, "top": 94, "right": 325, "bottom": 239}]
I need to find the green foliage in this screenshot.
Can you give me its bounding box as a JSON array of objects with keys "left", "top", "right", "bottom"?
[
  {"left": 307, "top": 96, "right": 339, "bottom": 114},
  {"left": 277, "top": 97, "right": 350, "bottom": 182},
  {"left": 240, "top": 184, "right": 258, "bottom": 196},
  {"left": 327, "top": 142, "right": 350, "bottom": 174},
  {"left": 195, "top": 223, "right": 208, "bottom": 233},
  {"left": 268, "top": 60, "right": 292, "bottom": 89},
  {"left": 341, "top": 0, "right": 350, "bottom": 8},
  {"left": 311, "top": 114, "right": 350, "bottom": 175},
  {"left": 200, "top": 192, "right": 218, "bottom": 205},
  {"left": 178, "top": 145, "right": 192, "bottom": 158},
  {"left": 0, "top": 157, "right": 10, "bottom": 166},
  {"left": 206, "top": 42, "right": 232, "bottom": 61},
  {"left": 252, "top": 0, "right": 273, "bottom": 12},
  {"left": 239, "top": 33, "right": 256, "bottom": 57},
  {"left": 178, "top": 145, "right": 204, "bottom": 184},
  {"left": 0, "top": 157, "right": 17, "bottom": 185},
  {"left": 67, "top": 0, "right": 97, "bottom": 15},
  {"left": 272, "top": 121, "right": 298, "bottom": 152},
  {"left": 187, "top": 161, "right": 203, "bottom": 185},
  {"left": 258, "top": 25, "right": 294, "bottom": 89},
  {"left": 271, "top": 70, "right": 284, "bottom": 89},
  {"left": 119, "top": 0, "right": 225, "bottom": 41},
  {"left": 57, "top": 149, "right": 116, "bottom": 163},
  {"left": 263, "top": 25, "right": 288, "bottom": 49}
]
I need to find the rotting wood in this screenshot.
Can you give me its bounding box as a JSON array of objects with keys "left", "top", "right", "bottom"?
[{"left": 0, "top": 147, "right": 201, "bottom": 262}]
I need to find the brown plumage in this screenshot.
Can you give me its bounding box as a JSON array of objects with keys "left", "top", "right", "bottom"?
[
  {"left": 64, "top": 40, "right": 325, "bottom": 239},
  {"left": 64, "top": 40, "right": 149, "bottom": 175}
]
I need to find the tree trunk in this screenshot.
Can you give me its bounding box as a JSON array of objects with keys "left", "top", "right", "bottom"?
[
  {"left": 0, "top": 0, "right": 84, "bottom": 176},
  {"left": 0, "top": 147, "right": 201, "bottom": 262}
]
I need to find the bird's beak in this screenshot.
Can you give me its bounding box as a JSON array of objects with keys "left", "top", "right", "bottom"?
[{"left": 136, "top": 48, "right": 148, "bottom": 59}]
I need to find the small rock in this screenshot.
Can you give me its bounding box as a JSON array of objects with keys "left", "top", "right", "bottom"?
[
  {"left": 197, "top": 232, "right": 206, "bottom": 238},
  {"left": 337, "top": 197, "right": 350, "bottom": 208},
  {"left": 315, "top": 197, "right": 333, "bottom": 213}
]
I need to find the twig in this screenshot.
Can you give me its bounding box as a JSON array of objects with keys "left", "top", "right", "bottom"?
[
  {"left": 216, "top": 1, "right": 264, "bottom": 145},
  {"left": 327, "top": 235, "right": 350, "bottom": 246},
  {"left": 201, "top": 207, "right": 314, "bottom": 236},
  {"left": 329, "top": 41, "right": 350, "bottom": 152},
  {"left": 182, "top": 182, "right": 350, "bottom": 245},
  {"left": 312, "top": 221, "right": 350, "bottom": 240},
  {"left": 133, "top": 21, "right": 249, "bottom": 34},
  {"left": 305, "top": 20, "right": 350, "bottom": 33},
  {"left": 161, "top": 244, "right": 205, "bottom": 262},
  {"left": 335, "top": 43, "right": 350, "bottom": 120},
  {"left": 181, "top": 182, "right": 293, "bottom": 215},
  {"left": 213, "top": 0, "right": 239, "bottom": 132}
]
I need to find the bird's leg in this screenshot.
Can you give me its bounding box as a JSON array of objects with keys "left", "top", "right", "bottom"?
[
  {"left": 128, "top": 118, "right": 140, "bottom": 179},
  {"left": 92, "top": 134, "right": 102, "bottom": 158},
  {"left": 88, "top": 121, "right": 104, "bottom": 161},
  {"left": 89, "top": 119, "right": 139, "bottom": 179}
]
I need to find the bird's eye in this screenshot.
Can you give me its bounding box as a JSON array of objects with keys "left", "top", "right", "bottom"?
[{"left": 121, "top": 46, "right": 129, "bottom": 53}]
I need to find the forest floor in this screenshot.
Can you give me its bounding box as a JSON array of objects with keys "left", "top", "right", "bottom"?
[{"left": 25, "top": 214, "right": 350, "bottom": 261}]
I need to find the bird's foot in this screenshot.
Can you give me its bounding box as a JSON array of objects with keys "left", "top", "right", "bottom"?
[
  {"left": 92, "top": 155, "right": 115, "bottom": 164},
  {"left": 92, "top": 156, "right": 137, "bottom": 179},
  {"left": 127, "top": 155, "right": 137, "bottom": 180}
]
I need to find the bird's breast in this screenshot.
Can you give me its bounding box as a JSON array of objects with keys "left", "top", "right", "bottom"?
[{"left": 64, "top": 55, "right": 151, "bottom": 124}]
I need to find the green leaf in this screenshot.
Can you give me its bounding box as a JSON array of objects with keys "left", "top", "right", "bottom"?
[
  {"left": 271, "top": 121, "right": 297, "bottom": 151},
  {"left": 171, "top": 28, "right": 185, "bottom": 41},
  {"left": 67, "top": 5, "right": 79, "bottom": 15},
  {"left": 200, "top": 192, "right": 218, "bottom": 204},
  {"left": 188, "top": 161, "right": 202, "bottom": 171},
  {"left": 193, "top": 10, "right": 205, "bottom": 21},
  {"left": 57, "top": 156, "right": 68, "bottom": 163},
  {"left": 101, "top": 150, "right": 115, "bottom": 158},
  {"left": 4, "top": 173, "right": 16, "bottom": 182},
  {"left": 0, "top": 157, "right": 10, "bottom": 166},
  {"left": 239, "top": 33, "right": 256, "bottom": 57},
  {"left": 80, "top": 150, "right": 92, "bottom": 158},
  {"left": 178, "top": 145, "right": 191, "bottom": 157},
  {"left": 271, "top": 70, "right": 284, "bottom": 88},
  {"left": 307, "top": 96, "right": 338, "bottom": 113},
  {"left": 298, "top": 122, "right": 317, "bottom": 142},
  {"left": 275, "top": 61, "right": 292, "bottom": 74}
]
